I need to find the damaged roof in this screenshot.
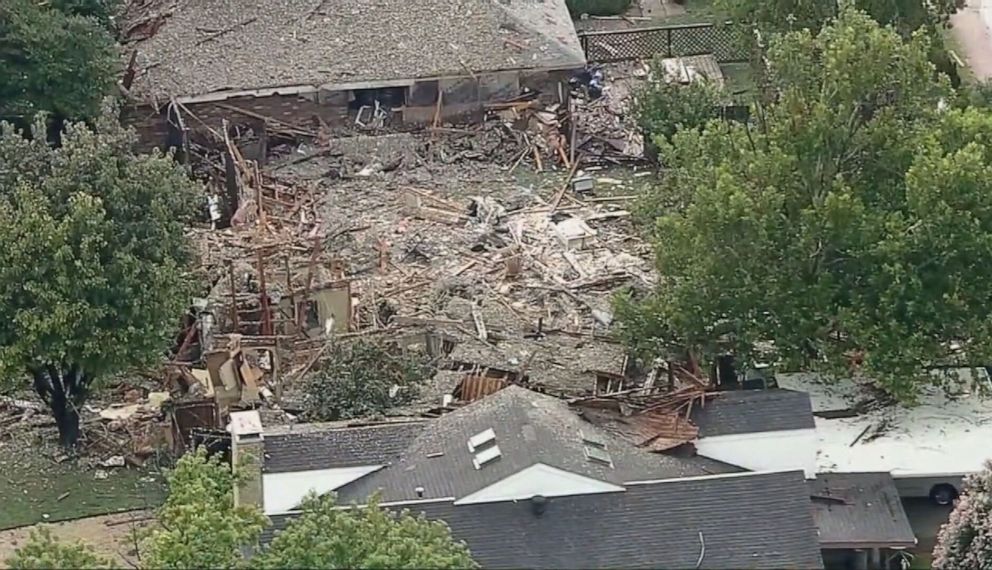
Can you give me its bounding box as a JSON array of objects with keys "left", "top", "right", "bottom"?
[
  {"left": 263, "top": 420, "right": 427, "bottom": 473},
  {"left": 809, "top": 472, "right": 916, "bottom": 549},
  {"left": 692, "top": 389, "right": 815, "bottom": 437},
  {"left": 127, "top": 0, "right": 586, "bottom": 103},
  {"left": 268, "top": 471, "right": 825, "bottom": 569},
  {"left": 334, "top": 385, "right": 734, "bottom": 503}
]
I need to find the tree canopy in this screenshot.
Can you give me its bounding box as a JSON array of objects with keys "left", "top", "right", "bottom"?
[
  {"left": 142, "top": 449, "right": 268, "bottom": 569},
  {"left": 0, "top": 111, "right": 201, "bottom": 445},
  {"left": 4, "top": 528, "right": 112, "bottom": 569},
  {"left": 618, "top": 8, "right": 992, "bottom": 400},
  {"left": 257, "top": 494, "right": 477, "bottom": 569},
  {"left": 718, "top": 0, "right": 957, "bottom": 34},
  {"left": 142, "top": 449, "right": 477, "bottom": 569},
  {"left": 0, "top": 0, "right": 118, "bottom": 124},
  {"left": 933, "top": 461, "right": 992, "bottom": 569},
  {"left": 301, "top": 340, "right": 435, "bottom": 421}
]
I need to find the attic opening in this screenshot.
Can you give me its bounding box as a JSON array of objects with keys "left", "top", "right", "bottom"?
[{"left": 349, "top": 87, "right": 406, "bottom": 110}]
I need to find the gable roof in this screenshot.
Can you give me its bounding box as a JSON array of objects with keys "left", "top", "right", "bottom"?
[
  {"left": 334, "top": 386, "right": 734, "bottom": 503},
  {"left": 263, "top": 421, "right": 427, "bottom": 473},
  {"left": 267, "top": 471, "right": 825, "bottom": 569},
  {"left": 809, "top": 472, "right": 917, "bottom": 549},
  {"left": 127, "top": 0, "right": 586, "bottom": 103},
  {"left": 692, "top": 389, "right": 815, "bottom": 438}
]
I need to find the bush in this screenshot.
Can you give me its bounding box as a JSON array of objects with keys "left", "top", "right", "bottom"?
[
  {"left": 301, "top": 340, "right": 436, "bottom": 421},
  {"left": 632, "top": 70, "right": 725, "bottom": 146},
  {"left": 566, "top": 0, "right": 632, "bottom": 17}
]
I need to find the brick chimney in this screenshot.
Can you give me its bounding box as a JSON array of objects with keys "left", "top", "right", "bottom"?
[{"left": 229, "top": 410, "right": 264, "bottom": 509}]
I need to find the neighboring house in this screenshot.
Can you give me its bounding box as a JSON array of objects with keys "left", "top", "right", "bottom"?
[
  {"left": 265, "top": 470, "right": 826, "bottom": 570},
  {"left": 810, "top": 472, "right": 917, "bottom": 570},
  {"left": 124, "top": 0, "right": 586, "bottom": 148},
  {"left": 259, "top": 420, "right": 426, "bottom": 515},
  {"left": 690, "top": 389, "right": 818, "bottom": 477},
  {"left": 777, "top": 370, "right": 992, "bottom": 504}
]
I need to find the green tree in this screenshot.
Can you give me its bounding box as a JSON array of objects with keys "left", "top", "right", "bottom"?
[
  {"left": 0, "top": 0, "right": 118, "bottom": 124},
  {"left": 5, "top": 528, "right": 112, "bottom": 569},
  {"left": 301, "top": 340, "right": 435, "bottom": 421},
  {"left": 618, "top": 8, "right": 992, "bottom": 400},
  {"left": 0, "top": 111, "right": 201, "bottom": 447},
  {"left": 141, "top": 449, "right": 267, "bottom": 569},
  {"left": 719, "top": 0, "right": 956, "bottom": 34},
  {"left": 257, "top": 493, "right": 477, "bottom": 569},
  {"left": 933, "top": 461, "right": 992, "bottom": 569},
  {"left": 633, "top": 68, "right": 725, "bottom": 146}
]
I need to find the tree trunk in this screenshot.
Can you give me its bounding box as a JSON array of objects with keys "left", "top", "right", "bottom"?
[
  {"left": 29, "top": 364, "right": 91, "bottom": 449},
  {"left": 51, "top": 393, "right": 81, "bottom": 448}
]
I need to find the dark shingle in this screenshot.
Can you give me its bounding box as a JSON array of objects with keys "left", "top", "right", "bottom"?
[
  {"left": 334, "top": 386, "right": 723, "bottom": 503},
  {"left": 809, "top": 472, "right": 916, "bottom": 549},
  {"left": 263, "top": 421, "right": 426, "bottom": 473},
  {"left": 266, "top": 471, "right": 824, "bottom": 570},
  {"left": 693, "top": 389, "right": 815, "bottom": 437}
]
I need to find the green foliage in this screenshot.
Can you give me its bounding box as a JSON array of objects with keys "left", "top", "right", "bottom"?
[
  {"left": 618, "top": 8, "right": 992, "bottom": 400},
  {"left": 633, "top": 67, "right": 725, "bottom": 146},
  {"left": 49, "top": 0, "right": 120, "bottom": 30},
  {"left": 933, "top": 461, "right": 992, "bottom": 569},
  {"left": 301, "top": 340, "right": 435, "bottom": 421},
  {"left": 0, "top": 0, "right": 118, "bottom": 122},
  {"left": 719, "top": 0, "right": 955, "bottom": 33},
  {"left": 0, "top": 110, "right": 201, "bottom": 444},
  {"left": 5, "top": 528, "right": 112, "bottom": 569},
  {"left": 257, "top": 493, "right": 477, "bottom": 569},
  {"left": 566, "top": 0, "right": 632, "bottom": 17},
  {"left": 141, "top": 448, "right": 267, "bottom": 569}
]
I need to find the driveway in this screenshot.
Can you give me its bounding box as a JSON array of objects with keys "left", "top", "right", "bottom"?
[{"left": 901, "top": 498, "right": 953, "bottom": 567}]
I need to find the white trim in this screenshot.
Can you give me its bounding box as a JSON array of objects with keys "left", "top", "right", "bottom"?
[
  {"left": 698, "top": 427, "right": 813, "bottom": 442},
  {"left": 625, "top": 469, "right": 799, "bottom": 486},
  {"left": 453, "top": 463, "right": 625, "bottom": 505},
  {"left": 276, "top": 496, "right": 458, "bottom": 516}
]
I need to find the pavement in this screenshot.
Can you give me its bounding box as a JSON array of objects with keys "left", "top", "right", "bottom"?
[
  {"left": 902, "top": 498, "right": 953, "bottom": 565},
  {"left": 949, "top": 0, "right": 992, "bottom": 81}
]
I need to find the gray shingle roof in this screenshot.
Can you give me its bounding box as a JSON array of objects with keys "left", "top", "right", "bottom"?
[
  {"left": 334, "top": 386, "right": 732, "bottom": 503},
  {"left": 129, "top": 0, "right": 586, "bottom": 103},
  {"left": 692, "top": 389, "right": 815, "bottom": 437},
  {"left": 263, "top": 421, "right": 426, "bottom": 473},
  {"left": 809, "top": 472, "right": 917, "bottom": 549},
  {"left": 266, "top": 471, "right": 825, "bottom": 570}
]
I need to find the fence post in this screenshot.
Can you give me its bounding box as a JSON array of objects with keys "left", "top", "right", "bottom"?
[{"left": 666, "top": 28, "right": 673, "bottom": 58}]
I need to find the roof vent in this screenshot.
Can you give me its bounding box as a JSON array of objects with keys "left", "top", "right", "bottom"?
[
  {"left": 467, "top": 428, "right": 496, "bottom": 452},
  {"left": 584, "top": 444, "right": 613, "bottom": 467},
  {"left": 472, "top": 444, "right": 502, "bottom": 469},
  {"left": 530, "top": 495, "right": 548, "bottom": 516},
  {"left": 580, "top": 430, "right": 606, "bottom": 449}
]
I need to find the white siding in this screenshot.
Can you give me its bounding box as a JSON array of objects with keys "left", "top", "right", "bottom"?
[
  {"left": 695, "top": 429, "right": 818, "bottom": 478},
  {"left": 262, "top": 465, "right": 381, "bottom": 515},
  {"left": 454, "top": 463, "right": 624, "bottom": 505}
]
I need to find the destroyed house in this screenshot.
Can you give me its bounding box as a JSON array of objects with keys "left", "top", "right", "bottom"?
[{"left": 124, "top": 0, "right": 586, "bottom": 148}]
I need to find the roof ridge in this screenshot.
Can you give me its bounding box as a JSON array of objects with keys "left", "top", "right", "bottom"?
[{"left": 487, "top": 0, "right": 586, "bottom": 65}]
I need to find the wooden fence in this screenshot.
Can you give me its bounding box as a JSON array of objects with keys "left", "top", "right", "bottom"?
[{"left": 578, "top": 22, "right": 749, "bottom": 64}]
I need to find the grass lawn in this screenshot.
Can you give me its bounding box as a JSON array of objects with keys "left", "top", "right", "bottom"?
[{"left": 0, "top": 445, "right": 168, "bottom": 531}]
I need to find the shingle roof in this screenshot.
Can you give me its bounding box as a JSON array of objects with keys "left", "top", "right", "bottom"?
[
  {"left": 809, "top": 472, "right": 917, "bottom": 549},
  {"left": 263, "top": 421, "right": 426, "bottom": 473},
  {"left": 692, "top": 389, "right": 815, "bottom": 437},
  {"left": 266, "top": 471, "right": 825, "bottom": 570},
  {"left": 334, "top": 386, "right": 732, "bottom": 503},
  {"left": 128, "top": 0, "right": 586, "bottom": 103}
]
